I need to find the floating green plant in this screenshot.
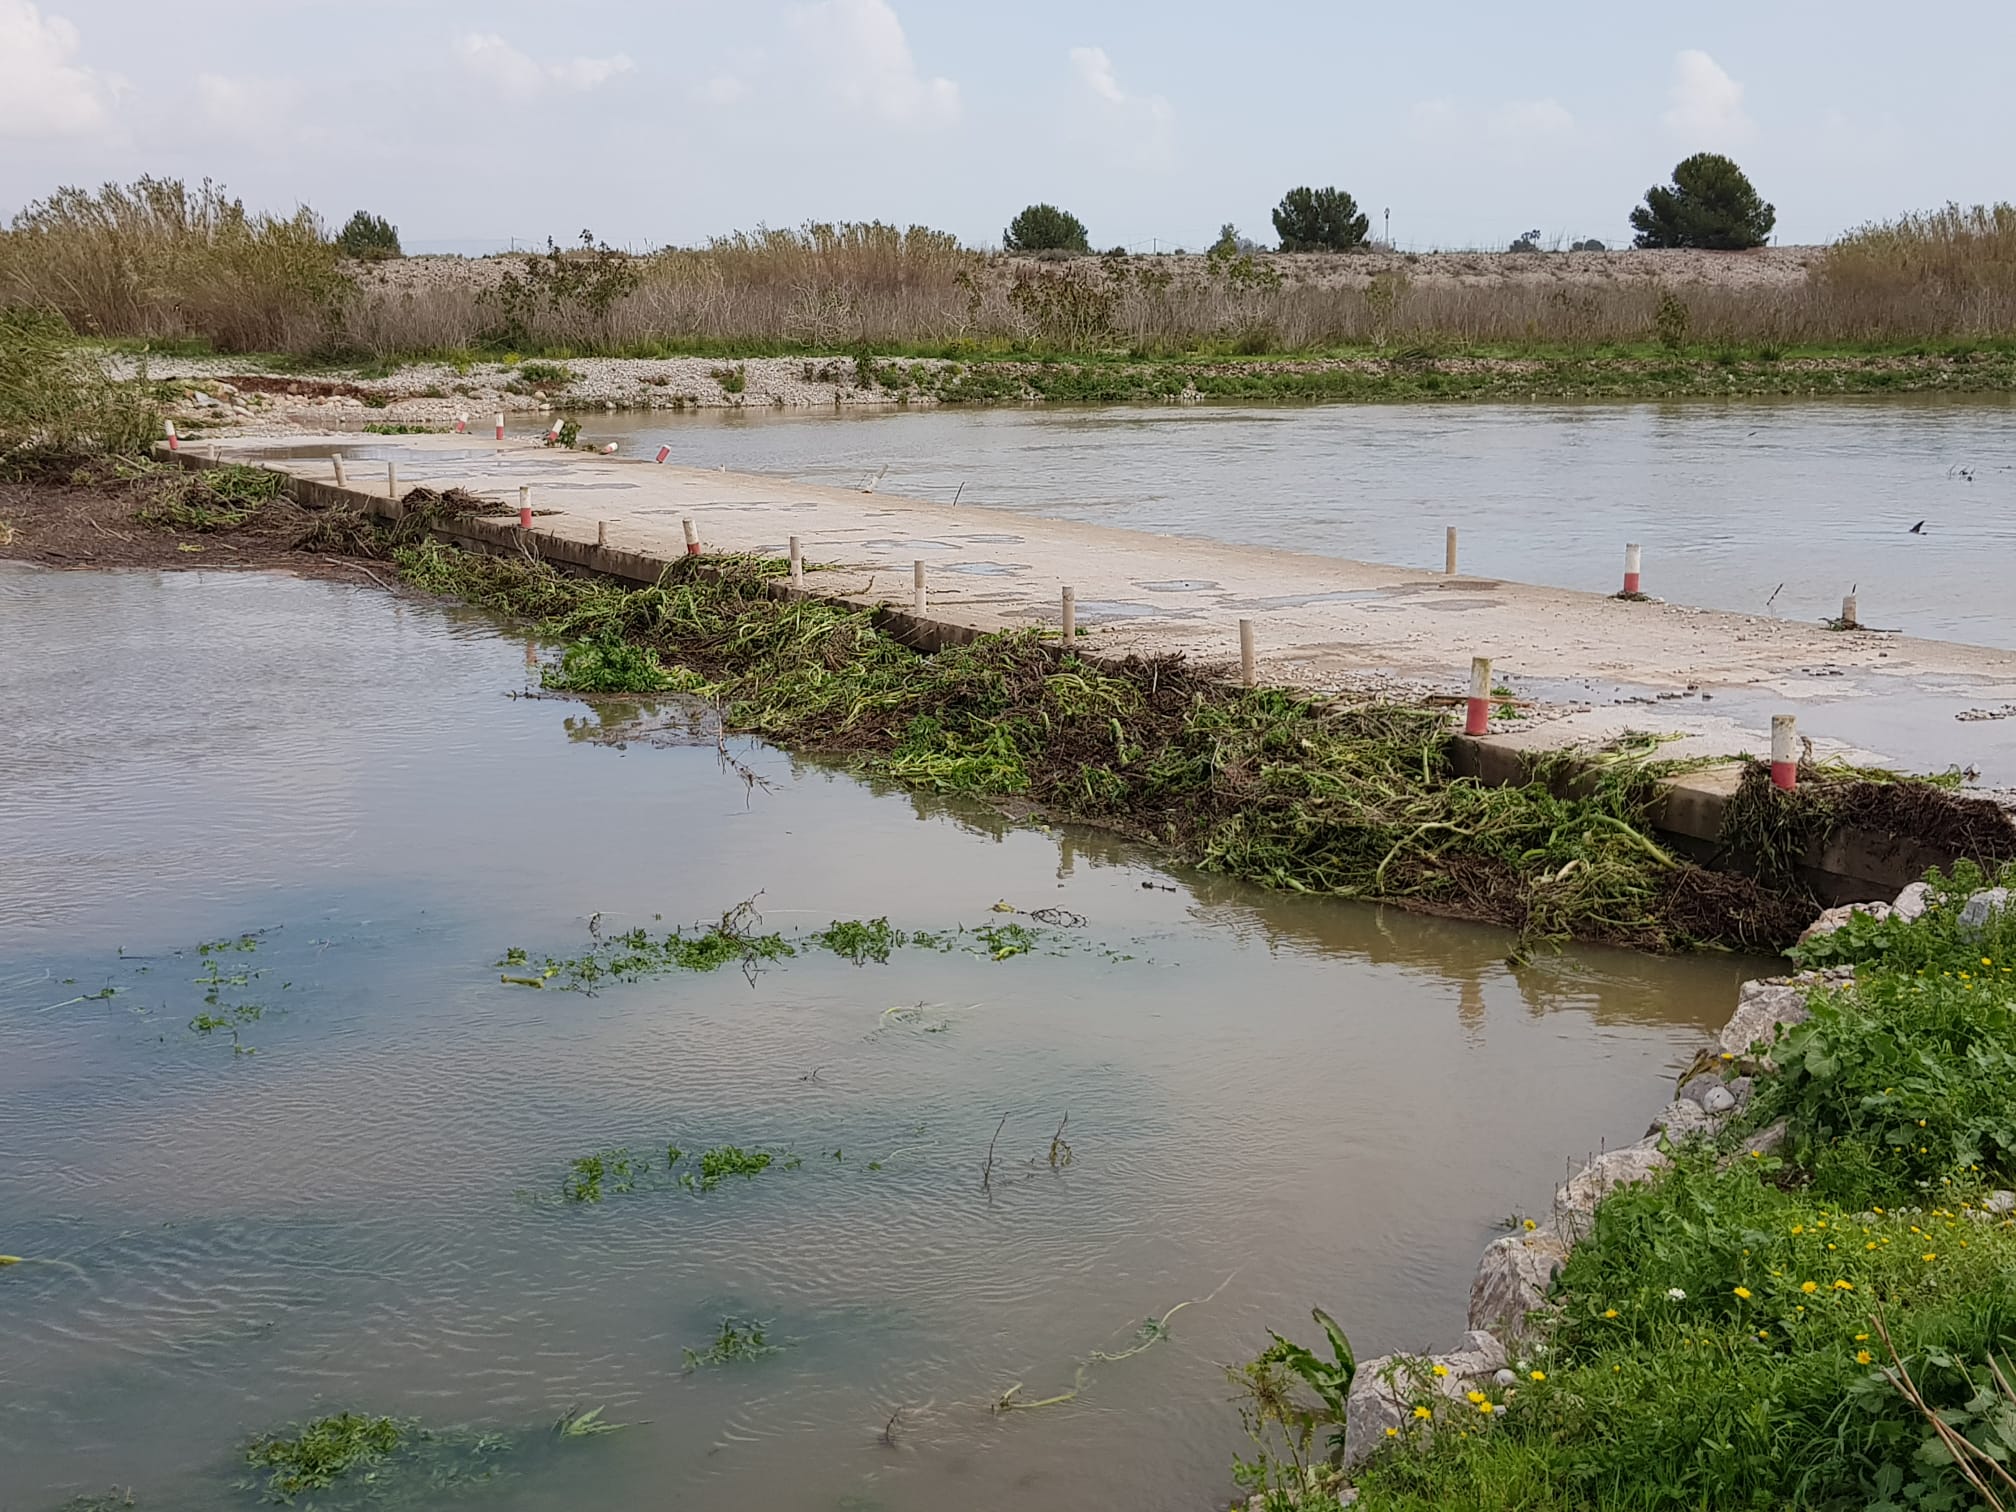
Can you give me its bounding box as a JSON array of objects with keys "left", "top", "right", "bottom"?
[
  {"left": 243, "top": 1412, "right": 406, "bottom": 1497},
  {"left": 813, "top": 917, "right": 907, "bottom": 964},
  {"left": 682, "top": 1317, "right": 783, "bottom": 1371}
]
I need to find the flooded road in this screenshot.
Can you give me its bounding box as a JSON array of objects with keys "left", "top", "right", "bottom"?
[
  {"left": 591, "top": 397, "right": 2016, "bottom": 650},
  {"left": 1, "top": 565, "right": 1763, "bottom": 1511}
]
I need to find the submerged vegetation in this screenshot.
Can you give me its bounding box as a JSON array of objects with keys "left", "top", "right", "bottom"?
[
  {"left": 1245, "top": 863, "right": 2016, "bottom": 1511},
  {"left": 682, "top": 1317, "right": 783, "bottom": 1371},
  {"left": 386, "top": 543, "right": 2016, "bottom": 953}
]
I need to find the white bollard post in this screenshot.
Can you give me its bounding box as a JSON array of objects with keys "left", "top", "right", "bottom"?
[
  {"left": 1771, "top": 714, "right": 1798, "bottom": 790},
  {"left": 1239, "top": 619, "right": 1256, "bottom": 688},
  {"left": 1061, "top": 586, "right": 1076, "bottom": 643},
  {"left": 682, "top": 518, "right": 701, "bottom": 557},
  {"left": 596, "top": 520, "right": 608, "bottom": 549},
  {"left": 788, "top": 535, "right": 803, "bottom": 587},
  {"left": 1623, "top": 542, "right": 1643, "bottom": 596},
  {"left": 1465, "top": 656, "right": 1493, "bottom": 736},
  {"left": 546, "top": 417, "right": 564, "bottom": 442},
  {"left": 1445, "top": 526, "right": 1459, "bottom": 576},
  {"left": 386, "top": 460, "right": 398, "bottom": 499},
  {"left": 165, "top": 419, "right": 179, "bottom": 452},
  {"left": 455, "top": 412, "right": 469, "bottom": 434},
  {"left": 332, "top": 453, "right": 346, "bottom": 488},
  {"left": 518, "top": 485, "right": 532, "bottom": 530},
  {"left": 494, "top": 411, "right": 505, "bottom": 442},
  {"left": 1840, "top": 593, "right": 1858, "bottom": 629},
  {"left": 913, "top": 560, "right": 927, "bottom": 614}
]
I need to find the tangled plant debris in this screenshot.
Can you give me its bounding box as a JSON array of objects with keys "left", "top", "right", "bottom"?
[{"left": 362, "top": 543, "right": 2016, "bottom": 951}]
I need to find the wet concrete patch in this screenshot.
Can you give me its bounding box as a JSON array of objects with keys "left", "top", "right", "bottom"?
[
  {"left": 939, "top": 561, "right": 1030, "bottom": 577},
  {"left": 859, "top": 538, "right": 963, "bottom": 552},
  {"left": 1136, "top": 579, "right": 1221, "bottom": 593},
  {"left": 956, "top": 533, "right": 1026, "bottom": 545},
  {"left": 1218, "top": 589, "right": 1389, "bottom": 611}
]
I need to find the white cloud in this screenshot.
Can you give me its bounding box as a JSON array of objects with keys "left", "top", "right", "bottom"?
[
  {"left": 697, "top": 74, "right": 751, "bottom": 107},
  {"left": 455, "top": 32, "right": 635, "bottom": 102},
  {"left": 0, "top": 0, "right": 120, "bottom": 139},
  {"left": 1662, "top": 49, "right": 1753, "bottom": 146},
  {"left": 791, "top": 0, "right": 959, "bottom": 126},
  {"left": 1490, "top": 98, "right": 1573, "bottom": 136},
  {"left": 1067, "top": 45, "right": 1174, "bottom": 158},
  {"left": 195, "top": 72, "right": 296, "bottom": 131}
]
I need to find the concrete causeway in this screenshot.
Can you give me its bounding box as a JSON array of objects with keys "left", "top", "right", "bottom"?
[{"left": 206, "top": 431, "right": 2016, "bottom": 799}]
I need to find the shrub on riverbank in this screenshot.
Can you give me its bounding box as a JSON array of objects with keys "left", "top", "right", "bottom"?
[
  {"left": 0, "top": 308, "right": 158, "bottom": 474},
  {"left": 1302, "top": 865, "right": 2016, "bottom": 1511}
]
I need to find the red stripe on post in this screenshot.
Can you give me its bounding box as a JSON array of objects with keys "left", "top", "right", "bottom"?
[
  {"left": 1770, "top": 761, "right": 1798, "bottom": 790},
  {"left": 655, "top": 445, "right": 671, "bottom": 464},
  {"left": 1465, "top": 697, "right": 1491, "bottom": 736}
]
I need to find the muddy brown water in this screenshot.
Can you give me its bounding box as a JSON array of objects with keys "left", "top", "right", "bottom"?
[
  {"left": 585, "top": 396, "right": 2016, "bottom": 651},
  {"left": 0, "top": 564, "right": 1763, "bottom": 1511}
]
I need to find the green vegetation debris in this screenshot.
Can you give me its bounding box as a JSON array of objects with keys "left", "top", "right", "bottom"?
[
  {"left": 813, "top": 918, "right": 907, "bottom": 964},
  {"left": 682, "top": 1317, "right": 783, "bottom": 1371},
  {"left": 243, "top": 1412, "right": 406, "bottom": 1497}
]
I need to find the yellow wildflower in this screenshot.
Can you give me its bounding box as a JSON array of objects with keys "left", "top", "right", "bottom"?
[
  {"left": 1432, "top": 1364, "right": 1449, "bottom": 1378},
  {"left": 1733, "top": 1286, "right": 1753, "bottom": 1300},
  {"left": 1413, "top": 1405, "right": 1432, "bottom": 1420},
  {"left": 1466, "top": 1391, "right": 1486, "bottom": 1404},
  {"left": 1530, "top": 1370, "right": 1546, "bottom": 1382},
  {"left": 1603, "top": 1308, "right": 1619, "bottom": 1319},
  {"left": 1857, "top": 1350, "right": 1873, "bottom": 1365},
  {"left": 1801, "top": 1281, "right": 1818, "bottom": 1294}
]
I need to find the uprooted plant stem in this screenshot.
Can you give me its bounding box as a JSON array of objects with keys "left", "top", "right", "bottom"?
[{"left": 368, "top": 539, "right": 2016, "bottom": 952}]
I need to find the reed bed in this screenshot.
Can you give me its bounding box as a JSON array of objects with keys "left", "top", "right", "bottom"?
[{"left": 4, "top": 179, "right": 2013, "bottom": 359}]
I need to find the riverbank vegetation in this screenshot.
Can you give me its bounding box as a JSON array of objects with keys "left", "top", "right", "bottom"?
[
  {"left": 4, "top": 179, "right": 2014, "bottom": 374},
  {"left": 1243, "top": 865, "right": 2016, "bottom": 1510},
  {"left": 309, "top": 526, "right": 2009, "bottom": 954}
]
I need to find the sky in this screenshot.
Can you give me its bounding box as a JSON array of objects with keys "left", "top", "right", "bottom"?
[{"left": 2, "top": 0, "right": 2008, "bottom": 254}]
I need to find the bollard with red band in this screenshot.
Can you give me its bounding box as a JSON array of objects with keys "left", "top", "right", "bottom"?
[
  {"left": 682, "top": 518, "right": 701, "bottom": 557},
  {"left": 546, "top": 417, "right": 564, "bottom": 442},
  {"left": 1465, "top": 656, "right": 1493, "bottom": 737},
  {"left": 654, "top": 444, "right": 671, "bottom": 464},
  {"left": 1623, "top": 542, "right": 1643, "bottom": 596},
  {"left": 455, "top": 412, "right": 469, "bottom": 434},
  {"left": 600, "top": 442, "right": 618, "bottom": 454},
  {"left": 164, "top": 419, "right": 179, "bottom": 451},
  {"left": 494, "top": 412, "right": 505, "bottom": 442},
  {"left": 1770, "top": 714, "right": 1798, "bottom": 790},
  {"left": 518, "top": 486, "right": 532, "bottom": 530}
]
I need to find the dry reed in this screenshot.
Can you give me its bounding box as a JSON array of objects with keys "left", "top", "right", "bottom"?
[{"left": 5, "top": 179, "right": 2013, "bottom": 359}]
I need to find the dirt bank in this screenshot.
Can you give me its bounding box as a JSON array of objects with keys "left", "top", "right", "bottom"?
[{"left": 0, "top": 477, "right": 385, "bottom": 585}]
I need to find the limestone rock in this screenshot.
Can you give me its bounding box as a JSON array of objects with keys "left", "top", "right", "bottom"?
[
  {"left": 1716, "top": 980, "right": 1812, "bottom": 1059},
  {"left": 1892, "top": 882, "right": 1933, "bottom": 922},
  {"left": 1554, "top": 1146, "right": 1670, "bottom": 1237},
  {"left": 1959, "top": 888, "right": 2010, "bottom": 937},
  {"left": 1735, "top": 1118, "right": 1790, "bottom": 1159},
  {"left": 1986, "top": 1190, "right": 2016, "bottom": 1216},
  {"left": 1468, "top": 1227, "right": 1570, "bottom": 1339},
  {"left": 1343, "top": 1330, "right": 1508, "bottom": 1466},
  {"left": 1701, "top": 1084, "right": 1738, "bottom": 1116},
  {"left": 1799, "top": 901, "right": 1893, "bottom": 942},
  {"left": 1650, "top": 1099, "right": 1718, "bottom": 1139}
]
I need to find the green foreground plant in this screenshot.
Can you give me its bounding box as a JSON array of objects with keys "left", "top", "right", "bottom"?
[{"left": 1253, "top": 863, "right": 2016, "bottom": 1511}]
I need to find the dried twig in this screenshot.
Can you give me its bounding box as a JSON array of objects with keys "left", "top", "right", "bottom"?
[
  {"left": 981, "top": 1113, "right": 1008, "bottom": 1197},
  {"left": 1877, "top": 1311, "right": 2016, "bottom": 1509}
]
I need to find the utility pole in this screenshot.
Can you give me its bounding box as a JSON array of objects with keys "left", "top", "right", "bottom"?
[{"left": 1384, "top": 208, "right": 1390, "bottom": 246}]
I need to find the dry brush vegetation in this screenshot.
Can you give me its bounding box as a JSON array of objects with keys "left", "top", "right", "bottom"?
[{"left": 2, "top": 180, "right": 2015, "bottom": 363}]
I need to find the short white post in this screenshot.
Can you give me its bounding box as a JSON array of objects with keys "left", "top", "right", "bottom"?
[
  {"left": 207, "top": 443, "right": 219, "bottom": 461},
  {"left": 164, "top": 419, "right": 179, "bottom": 452},
  {"left": 386, "top": 460, "right": 398, "bottom": 499},
  {"left": 1623, "top": 542, "right": 1643, "bottom": 595},
  {"left": 455, "top": 412, "right": 469, "bottom": 434},
  {"left": 518, "top": 485, "right": 532, "bottom": 530},
  {"left": 546, "top": 417, "right": 564, "bottom": 442},
  {"left": 682, "top": 518, "right": 700, "bottom": 557},
  {"left": 494, "top": 411, "right": 505, "bottom": 442},
  {"left": 1465, "top": 656, "right": 1492, "bottom": 736},
  {"left": 1770, "top": 714, "right": 1798, "bottom": 790},
  {"left": 596, "top": 520, "right": 608, "bottom": 549},
  {"left": 1840, "top": 593, "right": 1858, "bottom": 629},
  {"left": 1238, "top": 618, "right": 1256, "bottom": 688},
  {"left": 1445, "top": 526, "right": 1459, "bottom": 576},
  {"left": 1061, "top": 586, "right": 1076, "bottom": 643},
  {"left": 332, "top": 453, "right": 346, "bottom": 487},
  {"left": 912, "top": 560, "right": 927, "bottom": 614},
  {"left": 788, "top": 535, "right": 803, "bottom": 587}
]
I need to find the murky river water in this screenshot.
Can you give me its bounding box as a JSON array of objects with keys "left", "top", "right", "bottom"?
[
  {"left": 1, "top": 565, "right": 1761, "bottom": 1511},
  {"left": 590, "top": 397, "right": 2016, "bottom": 650}
]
